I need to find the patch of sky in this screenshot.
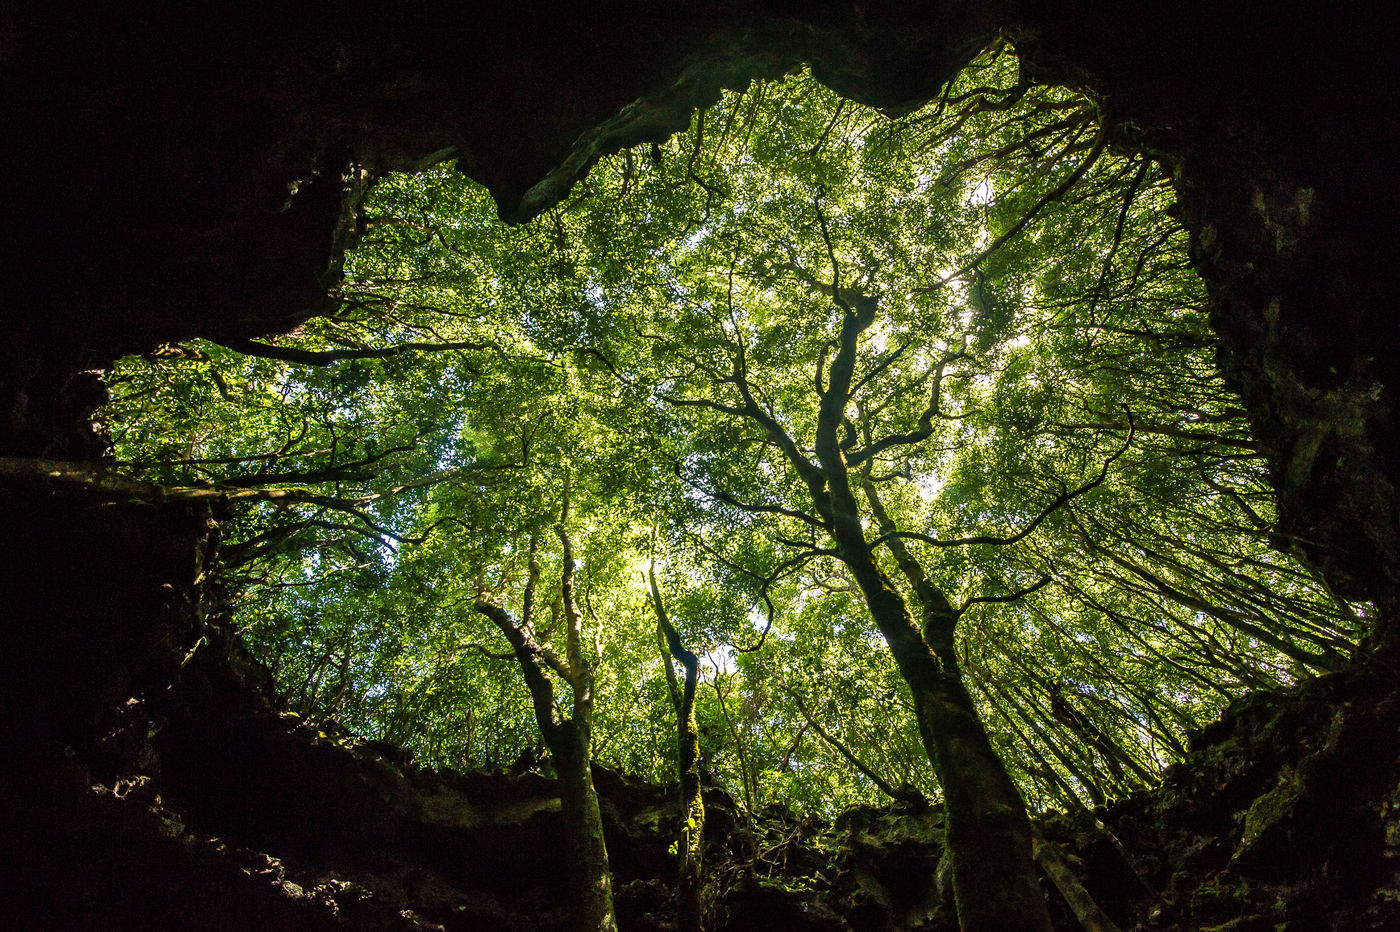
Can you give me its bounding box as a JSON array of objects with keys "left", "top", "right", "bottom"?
[
  {"left": 916, "top": 469, "right": 947, "bottom": 502},
  {"left": 704, "top": 645, "right": 737, "bottom": 676},
  {"left": 866, "top": 316, "right": 890, "bottom": 354},
  {"left": 966, "top": 179, "right": 994, "bottom": 207},
  {"left": 681, "top": 224, "right": 711, "bottom": 252}
]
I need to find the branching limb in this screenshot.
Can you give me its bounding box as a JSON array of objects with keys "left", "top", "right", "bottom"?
[
  {"left": 873, "top": 408, "right": 1134, "bottom": 551},
  {"left": 686, "top": 535, "right": 818, "bottom": 654},
  {"left": 814, "top": 195, "right": 846, "bottom": 307},
  {"left": 224, "top": 337, "right": 488, "bottom": 366},
  {"left": 214, "top": 436, "right": 422, "bottom": 488},
  {"left": 472, "top": 600, "right": 565, "bottom": 742},
  {"left": 221, "top": 517, "right": 396, "bottom": 567},
  {"left": 1083, "top": 156, "right": 1151, "bottom": 325},
  {"left": 957, "top": 576, "right": 1052, "bottom": 617},
  {"left": 648, "top": 560, "right": 706, "bottom": 932},
  {"left": 684, "top": 106, "right": 725, "bottom": 214},
  {"left": 464, "top": 642, "right": 516, "bottom": 661},
  {"left": 783, "top": 684, "right": 926, "bottom": 806},
  {"left": 860, "top": 471, "right": 960, "bottom": 641},
  {"left": 848, "top": 340, "right": 968, "bottom": 468},
  {"left": 807, "top": 99, "right": 846, "bottom": 155},
  {"left": 649, "top": 563, "right": 700, "bottom": 714},
  {"left": 848, "top": 338, "right": 915, "bottom": 401}
]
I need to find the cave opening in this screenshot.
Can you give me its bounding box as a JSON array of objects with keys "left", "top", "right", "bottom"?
[
  {"left": 6, "top": 4, "right": 1400, "bottom": 926},
  {"left": 89, "top": 40, "right": 1367, "bottom": 928}
]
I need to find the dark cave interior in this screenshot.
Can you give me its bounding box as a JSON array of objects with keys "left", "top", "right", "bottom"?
[{"left": 3, "top": 3, "right": 1400, "bottom": 929}]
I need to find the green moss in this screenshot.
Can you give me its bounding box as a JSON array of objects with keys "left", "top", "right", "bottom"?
[{"left": 1236, "top": 769, "right": 1305, "bottom": 854}]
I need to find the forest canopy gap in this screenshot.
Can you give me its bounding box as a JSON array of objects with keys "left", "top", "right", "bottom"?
[{"left": 105, "top": 44, "right": 1362, "bottom": 828}]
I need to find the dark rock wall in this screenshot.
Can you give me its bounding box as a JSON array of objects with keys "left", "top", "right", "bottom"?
[
  {"left": 1036, "top": 659, "right": 1400, "bottom": 930},
  {"left": 4, "top": 2, "right": 1400, "bottom": 928},
  {"left": 1020, "top": 0, "right": 1400, "bottom": 610}
]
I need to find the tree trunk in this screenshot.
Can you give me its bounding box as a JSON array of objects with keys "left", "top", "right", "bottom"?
[
  {"left": 745, "top": 272, "right": 1051, "bottom": 929},
  {"left": 473, "top": 515, "right": 618, "bottom": 932},
  {"left": 555, "top": 729, "right": 619, "bottom": 932},
  {"left": 1031, "top": 826, "right": 1122, "bottom": 932},
  {"left": 651, "top": 567, "right": 705, "bottom": 932},
  {"left": 554, "top": 518, "right": 619, "bottom": 932},
  {"left": 907, "top": 658, "right": 1052, "bottom": 931},
  {"left": 817, "top": 519, "right": 1050, "bottom": 929},
  {"left": 674, "top": 714, "right": 705, "bottom": 932},
  {"left": 812, "top": 414, "right": 1049, "bottom": 925},
  {"left": 843, "top": 553, "right": 1050, "bottom": 930}
]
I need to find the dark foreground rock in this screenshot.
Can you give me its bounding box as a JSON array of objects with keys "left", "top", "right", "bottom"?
[{"left": 4, "top": 485, "right": 1399, "bottom": 930}]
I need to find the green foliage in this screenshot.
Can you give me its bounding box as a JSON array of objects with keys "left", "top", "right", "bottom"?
[{"left": 104, "top": 42, "right": 1362, "bottom": 817}]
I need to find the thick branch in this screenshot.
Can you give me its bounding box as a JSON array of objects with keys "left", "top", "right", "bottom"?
[
  {"left": 1031, "top": 827, "right": 1123, "bottom": 932},
  {"left": 679, "top": 468, "right": 824, "bottom": 531},
  {"left": 860, "top": 471, "right": 960, "bottom": 646},
  {"left": 464, "top": 642, "right": 516, "bottom": 661},
  {"left": 649, "top": 562, "right": 706, "bottom": 932},
  {"left": 473, "top": 600, "right": 564, "bottom": 745},
  {"left": 847, "top": 343, "right": 967, "bottom": 468},
  {"left": 650, "top": 566, "right": 700, "bottom": 710},
  {"left": 224, "top": 337, "right": 486, "bottom": 366},
  {"left": 875, "top": 410, "right": 1134, "bottom": 551}
]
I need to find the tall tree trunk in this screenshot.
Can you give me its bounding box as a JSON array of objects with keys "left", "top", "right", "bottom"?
[
  {"left": 650, "top": 566, "right": 705, "bottom": 932},
  {"left": 839, "top": 553, "right": 1051, "bottom": 931},
  {"left": 555, "top": 727, "right": 619, "bottom": 932},
  {"left": 907, "top": 656, "right": 1052, "bottom": 931},
  {"left": 553, "top": 517, "right": 618, "bottom": 932},
  {"left": 793, "top": 293, "right": 1051, "bottom": 931},
  {"left": 474, "top": 515, "right": 618, "bottom": 932}
]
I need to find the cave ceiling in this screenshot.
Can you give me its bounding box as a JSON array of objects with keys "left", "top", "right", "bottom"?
[{"left": 2, "top": 0, "right": 1398, "bottom": 606}]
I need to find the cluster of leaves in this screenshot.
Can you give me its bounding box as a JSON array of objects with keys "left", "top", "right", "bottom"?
[{"left": 104, "top": 43, "right": 1361, "bottom": 817}]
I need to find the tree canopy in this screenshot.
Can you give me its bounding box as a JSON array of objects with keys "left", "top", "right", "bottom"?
[{"left": 104, "top": 39, "right": 1360, "bottom": 893}]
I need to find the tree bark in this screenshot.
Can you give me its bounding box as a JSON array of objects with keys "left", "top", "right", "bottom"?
[
  {"left": 650, "top": 566, "right": 705, "bottom": 932},
  {"left": 474, "top": 521, "right": 617, "bottom": 932},
  {"left": 1031, "top": 827, "right": 1122, "bottom": 932},
  {"left": 835, "top": 526, "right": 1050, "bottom": 930},
  {"left": 554, "top": 729, "right": 618, "bottom": 932},
  {"left": 800, "top": 297, "right": 1050, "bottom": 931}
]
